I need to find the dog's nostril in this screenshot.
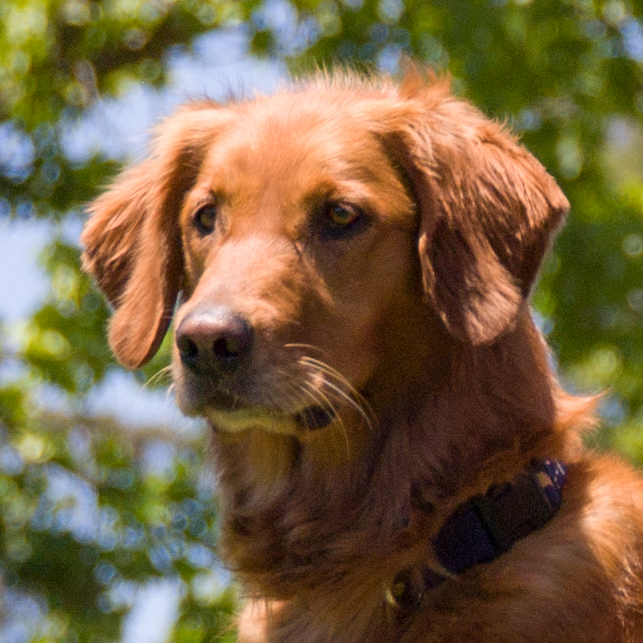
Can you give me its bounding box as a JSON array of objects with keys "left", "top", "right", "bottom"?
[
  {"left": 176, "top": 307, "right": 254, "bottom": 371},
  {"left": 177, "top": 336, "right": 200, "bottom": 363},
  {"left": 213, "top": 335, "right": 243, "bottom": 360}
]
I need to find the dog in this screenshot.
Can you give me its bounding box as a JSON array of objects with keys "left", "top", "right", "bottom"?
[{"left": 82, "top": 68, "right": 643, "bottom": 642}]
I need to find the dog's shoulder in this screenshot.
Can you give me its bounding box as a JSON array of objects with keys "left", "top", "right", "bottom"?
[
  {"left": 501, "top": 454, "right": 643, "bottom": 641},
  {"left": 406, "top": 455, "right": 643, "bottom": 642},
  {"left": 565, "top": 454, "right": 643, "bottom": 552}
]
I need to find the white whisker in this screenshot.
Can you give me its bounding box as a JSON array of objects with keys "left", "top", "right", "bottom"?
[
  {"left": 144, "top": 365, "right": 173, "bottom": 390},
  {"left": 274, "top": 369, "right": 313, "bottom": 409},
  {"left": 301, "top": 379, "right": 350, "bottom": 457},
  {"left": 284, "top": 343, "right": 325, "bottom": 356},
  {"left": 301, "top": 379, "right": 338, "bottom": 418},
  {"left": 299, "top": 356, "right": 377, "bottom": 429},
  {"left": 273, "top": 370, "right": 349, "bottom": 453},
  {"left": 319, "top": 377, "right": 373, "bottom": 432}
]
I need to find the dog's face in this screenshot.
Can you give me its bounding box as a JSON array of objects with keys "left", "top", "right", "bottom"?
[
  {"left": 82, "top": 72, "right": 569, "bottom": 439},
  {"left": 172, "top": 97, "right": 418, "bottom": 433}
]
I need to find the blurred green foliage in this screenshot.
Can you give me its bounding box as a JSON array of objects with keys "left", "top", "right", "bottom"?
[
  {"left": 0, "top": 395, "right": 236, "bottom": 643},
  {"left": 1, "top": 0, "right": 643, "bottom": 641}
]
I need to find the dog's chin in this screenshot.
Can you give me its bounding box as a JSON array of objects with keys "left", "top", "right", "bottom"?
[{"left": 204, "top": 404, "right": 336, "bottom": 436}]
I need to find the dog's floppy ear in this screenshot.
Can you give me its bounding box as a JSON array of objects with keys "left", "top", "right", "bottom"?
[
  {"left": 82, "top": 104, "right": 230, "bottom": 368},
  {"left": 387, "top": 74, "right": 569, "bottom": 344}
]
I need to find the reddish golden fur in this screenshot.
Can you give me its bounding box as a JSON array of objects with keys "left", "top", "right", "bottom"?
[{"left": 83, "top": 70, "right": 643, "bottom": 642}]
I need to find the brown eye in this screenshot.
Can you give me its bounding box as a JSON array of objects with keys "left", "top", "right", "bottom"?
[
  {"left": 193, "top": 203, "right": 217, "bottom": 235},
  {"left": 327, "top": 202, "right": 360, "bottom": 227},
  {"left": 322, "top": 201, "right": 366, "bottom": 239}
]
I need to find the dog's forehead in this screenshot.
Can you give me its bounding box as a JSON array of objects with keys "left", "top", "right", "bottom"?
[{"left": 199, "top": 92, "right": 397, "bottom": 195}]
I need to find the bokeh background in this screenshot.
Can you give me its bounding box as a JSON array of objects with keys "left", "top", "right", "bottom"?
[{"left": 1, "top": 1, "right": 642, "bottom": 641}]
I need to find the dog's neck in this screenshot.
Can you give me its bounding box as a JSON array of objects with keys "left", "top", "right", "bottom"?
[{"left": 211, "top": 311, "right": 589, "bottom": 631}]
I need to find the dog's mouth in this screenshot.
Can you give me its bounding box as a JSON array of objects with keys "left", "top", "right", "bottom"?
[
  {"left": 205, "top": 403, "right": 336, "bottom": 434},
  {"left": 294, "top": 405, "right": 335, "bottom": 431}
]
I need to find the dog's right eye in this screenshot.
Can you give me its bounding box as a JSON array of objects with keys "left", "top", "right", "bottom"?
[
  {"left": 193, "top": 204, "right": 218, "bottom": 235},
  {"left": 319, "top": 201, "right": 368, "bottom": 239}
]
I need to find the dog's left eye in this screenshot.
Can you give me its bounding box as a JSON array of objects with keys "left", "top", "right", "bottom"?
[
  {"left": 193, "top": 203, "right": 218, "bottom": 235},
  {"left": 322, "top": 202, "right": 365, "bottom": 237}
]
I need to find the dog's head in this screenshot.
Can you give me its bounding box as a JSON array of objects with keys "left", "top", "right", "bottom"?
[{"left": 82, "top": 71, "right": 568, "bottom": 438}]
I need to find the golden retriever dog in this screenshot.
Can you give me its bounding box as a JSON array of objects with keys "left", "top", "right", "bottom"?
[{"left": 82, "top": 68, "right": 643, "bottom": 642}]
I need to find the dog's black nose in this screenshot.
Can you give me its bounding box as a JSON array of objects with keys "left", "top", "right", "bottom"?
[{"left": 176, "top": 306, "right": 254, "bottom": 372}]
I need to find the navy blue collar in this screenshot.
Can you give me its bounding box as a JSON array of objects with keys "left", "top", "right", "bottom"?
[{"left": 387, "top": 459, "right": 568, "bottom": 614}]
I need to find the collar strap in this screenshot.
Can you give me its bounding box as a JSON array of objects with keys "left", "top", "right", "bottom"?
[
  {"left": 433, "top": 458, "right": 567, "bottom": 576},
  {"left": 387, "top": 459, "right": 567, "bottom": 612}
]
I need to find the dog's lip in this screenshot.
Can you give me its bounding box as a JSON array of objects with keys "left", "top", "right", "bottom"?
[
  {"left": 206, "top": 407, "right": 296, "bottom": 434},
  {"left": 294, "top": 405, "right": 335, "bottom": 431},
  {"left": 204, "top": 403, "right": 336, "bottom": 434}
]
